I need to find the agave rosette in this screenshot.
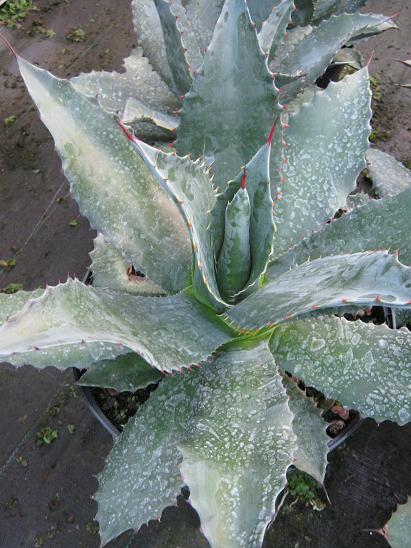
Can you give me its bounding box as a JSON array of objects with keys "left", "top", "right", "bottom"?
[{"left": 1, "top": 0, "right": 410, "bottom": 546}]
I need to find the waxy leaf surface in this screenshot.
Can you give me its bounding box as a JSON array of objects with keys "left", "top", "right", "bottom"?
[
  {"left": 137, "top": 143, "right": 224, "bottom": 308},
  {"left": 217, "top": 187, "right": 252, "bottom": 302},
  {"left": 71, "top": 47, "right": 177, "bottom": 126},
  {"left": 90, "top": 234, "right": 166, "bottom": 296},
  {"left": 180, "top": 340, "right": 296, "bottom": 548},
  {"left": 227, "top": 252, "right": 411, "bottom": 331},
  {"left": 386, "top": 499, "right": 411, "bottom": 548},
  {"left": 366, "top": 148, "right": 411, "bottom": 198},
  {"left": 267, "top": 188, "right": 411, "bottom": 280},
  {"left": 271, "top": 316, "right": 411, "bottom": 424},
  {"left": 211, "top": 141, "right": 275, "bottom": 295},
  {"left": 132, "top": 0, "right": 174, "bottom": 88},
  {"left": 0, "top": 280, "right": 233, "bottom": 373},
  {"left": 78, "top": 353, "right": 162, "bottom": 392},
  {"left": 283, "top": 376, "right": 328, "bottom": 484},
  {"left": 258, "top": 0, "right": 295, "bottom": 62},
  {"left": 96, "top": 369, "right": 198, "bottom": 545},
  {"left": 275, "top": 14, "right": 395, "bottom": 98},
  {"left": 18, "top": 58, "right": 192, "bottom": 294},
  {"left": 177, "top": 0, "right": 279, "bottom": 191},
  {"left": 270, "top": 69, "right": 371, "bottom": 259},
  {"left": 155, "top": 0, "right": 193, "bottom": 95}
]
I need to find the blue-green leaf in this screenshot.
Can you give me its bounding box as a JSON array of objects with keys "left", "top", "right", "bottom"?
[
  {"left": 18, "top": 57, "right": 192, "bottom": 294},
  {"left": 71, "top": 47, "right": 178, "bottom": 137},
  {"left": 258, "top": 0, "right": 295, "bottom": 62},
  {"left": 180, "top": 340, "right": 296, "bottom": 548},
  {"left": 0, "top": 280, "right": 233, "bottom": 373},
  {"left": 271, "top": 316, "right": 411, "bottom": 424},
  {"left": 274, "top": 14, "right": 395, "bottom": 98},
  {"left": 154, "top": 0, "right": 193, "bottom": 95},
  {"left": 132, "top": 0, "right": 174, "bottom": 89},
  {"left": 267, "top": 188, "right": 411, "bottom": 280},
  {"left": 96, "top": 368, "right": 199, "bottom": 545},
  {"left": 226, "top": 252, "right": 411, "bottom": 331},
  {"left": 90, "top": 234, "right": 166, "bottom": 296},
  {"left": 366, "top": 148, "right": 411, "bottom": 198},
  {"left": 211, "top": 139, "right": 275, "bottom": 296},
  {"left": 77, "top": 353, "right": 162, "bottom": 392},
  {"left": 283, "top": 376, "right": 328, "bottom": 484},
  {"left": 386, "top": 499, "right": 411, "bottom": 548},
  {"left": 270, "top": 69, "right": 371, "bottom": 259},
  {"left": 133, "top": 139, "right": 225, "bottom": 310},
  {"left": 216, "top": 184, "right": 252, "bottom": 302},
  {"left": 177, "top": 0, "right": 279, "bottom": 192}
]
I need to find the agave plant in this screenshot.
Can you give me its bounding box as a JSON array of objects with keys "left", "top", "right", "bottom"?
[
  {"left": 1, "top": 0, "right": 410, "bottom": 546},
  {"left": 71, "top": 0, "right": 396, "bottom": 141}
]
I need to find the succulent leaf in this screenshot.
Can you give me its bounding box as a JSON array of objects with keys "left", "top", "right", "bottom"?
[
  {"left": 312, "top": 0, "right": 366, "bottom": 22},
  {"left": 0, "top": 289, "right": 44, "bottom": 327},
  {"left": 216, "top": 184, "right": 252, "bottom": 302},
  {"left": 132, "top": 139, "right": 225, "bottom": 309},
  {"left": 180, "top": 339, "right": 296, "bottom": 548},
  {"left": 96, "top": 368, "right": 199, "bottom": 545},
  {"left": 0, "top": 280, "right": 233, "bottom": 373},
  {"left": 122, "top": 96, "right": 178, "bottom": 135},
  {"left": 258, "top": 0, "right": 295, "bottom": 62},
  {"left": 292, "top": 0, "right": 314, "bottom": 26},
  {"left": 77, "top": 353, "right": 162, "bottom": 392},
  {"left": 267, "top": 188, "right": 411, "bottom": 280},
  {"left": 90, "top": 234, "right": 166, "bottom": 296},
  {"left": 247, "top": 0, "right": 282, "bottom": 29},
  {"left": 132, "top": 0, "right": 174, "bottom": 88},
  {"left": 331, "top": 47, "right": 364, "bottom": 70},
  {"left": 270, "top": 69, "right": 371, "bottom": 260},
  {"left": 17, "top": 57, "right": 192, "bottom": 294},
  {"left": 154, "top": 0, "right": 193, "bottom": 95},
  {"left": 282, "top": 375, "right": 328, "bottom": 485},
  {"left": 346, "top": 15, "right": 397, "bottom": 45},
  {"left": 386, "top": 499, "right": 411, "bottom": 548},
  {"left": 271, "top": 316, "right": 411, "bottom": 425},
  {"left": 366, "top": 148, "right": 411, "bottom": 198},
  {"left": 71, "top": 47, "right": 177, "bottom": 138},
  {"left": 211, "top": 138, "right": 275, "bottom": 297},
  {"left": 226, "top": 252, "right": 411, "bottom": 331},
  {"left": 184, "top": 0, "right": 225, "bottom": 54},
  {"left": 274, "top": 14, "right": 393, "bottom": 98},
  {"left": 177, "top": 0, "right": 279, "bottom": 192}
]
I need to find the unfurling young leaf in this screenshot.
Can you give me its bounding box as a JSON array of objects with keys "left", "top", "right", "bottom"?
[{"left": 216, "top": 174, "right": 252, "bottom": 302}]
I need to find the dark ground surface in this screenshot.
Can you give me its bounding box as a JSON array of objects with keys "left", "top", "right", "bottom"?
[{"left": 0, "top": 0, "right": 410, "bottom": 546}]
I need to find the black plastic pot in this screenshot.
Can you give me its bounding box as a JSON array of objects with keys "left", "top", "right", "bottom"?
[
  {"left": 73, "top": 367, "right": 120, "bottom": 438},
  {"left": 73, "top": 366, "right": 363, "bottom": 448}
]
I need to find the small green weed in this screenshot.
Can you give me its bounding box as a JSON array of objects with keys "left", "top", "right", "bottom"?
[
  {"left": 0, "top": 0, "right": 33, "bottom": 25},
  {"left": 48, "top": 404, "right": 60, "bottom": 417},
  {"left": 0, "top": 258, "right": 16, "bottom": 270},
  {"left": 66, "top": 27, "right": 86, "bottom": 42},
  {"left": 36, "top": 426, "right": 59, "bottom": 446},
  {"left": 287, "top": 468, "right": 321, "bottom": 504},
  {"left": 370, "top": 74, "right": 383, "bottom": 102},
  {"left": 85, "top": 522, "right": 99, "bottom": 535},
  {"left": 30, "top": 20, "right": 56, "bottom": 38},
  {"left": 16, "top": 455, "right": 28, "bottom": 467},
  {"left": 4, "top": 115, "right": 17, "bottom": 126},
  {"left": 1, "top": 283, "right": 23, "bottom": 294}
]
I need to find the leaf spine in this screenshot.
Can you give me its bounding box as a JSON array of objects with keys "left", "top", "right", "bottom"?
[
  {"left": 241, "top": 166, "right": 247, "bottom": 189},
  {"left": 267, "top": 116, "right": 279, "bottom": 144}
]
